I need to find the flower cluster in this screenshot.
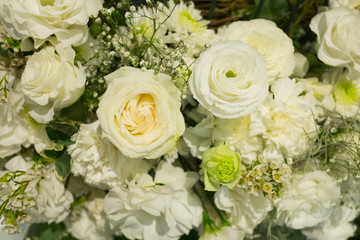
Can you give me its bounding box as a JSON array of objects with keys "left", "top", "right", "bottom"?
[{"left": 0, "top": 0, "right": 360, "bottom": 240}]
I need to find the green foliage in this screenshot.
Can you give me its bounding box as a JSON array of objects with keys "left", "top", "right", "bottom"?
[
  {"left": 253, "top": 0, "right": 289, "bottom": 21},
  {"left": 43, "top": 149, "right": 71, "bottom": 181},
  {"left": 26, "top": 222, "right": 77, "bottom": 240}
]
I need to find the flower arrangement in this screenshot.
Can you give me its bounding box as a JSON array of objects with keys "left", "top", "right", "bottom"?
[{"left": 0, "top": 0, "right": 360, "bottom": 239}]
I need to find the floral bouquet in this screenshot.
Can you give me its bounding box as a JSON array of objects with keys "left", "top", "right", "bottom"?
[{"left": 0, "top": 0, "right": 360, "bottom": 239}]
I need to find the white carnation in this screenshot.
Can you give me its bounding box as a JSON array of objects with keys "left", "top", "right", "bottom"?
[
  {"left": 302, "top": 205, "right": 358, "bottom": 240},
  {"left": 189, "top": 40, "right": 268, "bottom": 119},
  {"left": 0, "top": 69, "right": 29, "bottom": 157},
  {"left": 26, "top": 167, "right": 74, "bottom": 224},
  {"left": 68, "top": 121, "right": 151, "bottom": 189},
  {"left": 21, "top": 46, "right": 85, "bottom": 123},
  {"left": 65, "top": 190, "right": 112, "bottom": 240},
  {"left": 214, "top": 186, "right": 273, "bottom": 234},
  {"left": 0, "top": 0, "right": 103, "bottom": 49},
  {"left": 275, "top": 171, "right": 340, "bottom": 229},
  {"left": 310, "top": 7, "right": 360, "bottom": 78},
  {"left": 221, "top": 19, "right": 296, "bottom": 82},
  {"left": 200, "top": 226, "right": 245, "bottom": 240},
  {"left": 256, "top": 78, "right": 318, "bottom": 158},
  {"left": 329, "top": 0, "right": 360, "bottom": 9},
  {"left": 103, "top": 161, "right": 203, "bottom": 240}
]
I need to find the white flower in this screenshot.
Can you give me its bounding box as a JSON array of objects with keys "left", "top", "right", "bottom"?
[
  {"left": 214, "top": 186, "right": 273, "bottom": 234},
  {"left": 310, "top": 8, "right": 360, "bottom": 78},
  {"left": 0, "top": 69, "right": 29, "bottom": 157},
  {"left": 200, "top": 226, "right": 245, "bottom": 240},
  {"left": 26, "top": 166, "right": 74, "bottom": 224},
  {"left": 255, "top": 78, "right": 318, "bottom": 158},
  {"left": 97, "top": 67, "right": 185, "bottom": 159},
  {"left": 21, "top": 46, "right": 86, "bottom": 123},
  {"left": 164, "top": 0, "right": 209, "bottom": 44},
  {"left": 302, "top": 205, "right": 358, "bottom": 240},
  {"left": 275, "top": 171, "right": 340, "bottom": 229},
  {"left": 189, "top": 41, "right": 268, "bottom": 119},
  {"left": 65, "top": 190, "right": 112, "bottom": 240},
  {"left": 221, "top": 19, "right": 296, "bottom": 82},
  {"left": 0, "top": 0, "right": 103, "bottom": 49},
  {"left": 103, "top": 161, "right": 203, "bottom": 240},
  {"left": 68, "top": 121, "right": 151, "bottom": 189},
  {"left": 329, "top": 0, "right": 360, "bottom": 9}
]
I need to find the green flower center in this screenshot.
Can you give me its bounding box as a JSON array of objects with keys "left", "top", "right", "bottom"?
[
  {"left": 40, "top": 0, "right": 55, "bottom": 6},
  {"left": 334, "top": 81, "right": 358, "bottom": 105},
  {"left": 225, "top": 70, "right": 237, "bottom": 78},
  {"left": 215, "top": 160, "right": 236, "bottom": 183}
]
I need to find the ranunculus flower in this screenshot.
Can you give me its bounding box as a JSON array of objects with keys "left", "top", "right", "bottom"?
[
  {"left": 221, "top": 19, "right": 296, "bottom": 82},
  {"left": 189, "top": 41, "right": 268, "bottom": 119},
  {"left": 310, "top": 8, "right": 360, "bottom": 78},
  {"left": 97, "top": 67, "right": 185, "bottom": 159},
  {"left": 0, "top": 0, "right": 103, "bottom": 49},
  {"left": 21, "top": 46, "right": 86, "bottom": 123},
  {"left": 202, "top": 145, "right": 242, "bottom": 191}
]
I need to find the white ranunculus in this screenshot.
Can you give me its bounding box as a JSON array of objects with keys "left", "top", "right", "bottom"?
[
  {"left": 21, "top": 46, "right": 85, "bottom": 123},
  {"left": 221, "top": 19, "right": 296, "bottom": 82},
  {"left": 189, "top": 41, "right": 268, "bottom": 119},
  {"left": 68, "top": 121, "right": 151, "bottom": 189},
  {"left": 0, "top": 0, "right": 103, "bottom": 49},
  {"left": 275, "top": 171, "right": 340, "bottom": 229},
  {"left": 310, "top": 8, "right": 360, "bottom": 78},
  {"left": 302, "top": 205, "right": 358, "bottom": 240},
  {"left": 214, "top": 186, "right": 273, "bottom": 234},
  {"left": 26, "top": 167, "right": 74, "bottom": 224},
  {"left": 103, "top": 161, "right": 203, "bottom": 240},
  {"left": 97, "top": 67, "right": 185, "bottom": 159}
]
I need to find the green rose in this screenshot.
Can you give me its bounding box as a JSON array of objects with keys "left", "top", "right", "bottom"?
[{"left": 201, "top": 145, "right": 242, "bottom": 191}]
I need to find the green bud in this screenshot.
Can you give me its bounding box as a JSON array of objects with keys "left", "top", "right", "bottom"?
[{"left": 201, "top": 145, "right": 242, "bottom": 191}]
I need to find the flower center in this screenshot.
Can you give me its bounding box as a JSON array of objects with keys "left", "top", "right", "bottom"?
[
  {"left": 334, "top": 81, "right": 358, "bottom": 105},
  {"left": 225, "top": 70, "right": 237, "bottom": 78},
  {"left": 120, "top": 94, "right": 158, "bottom": 136},
  {"left": 40, "top": 0, "right": 55, "bottom": 6},
  {"left": 215, "top": 160, "right": 236, "bottom": 183}
]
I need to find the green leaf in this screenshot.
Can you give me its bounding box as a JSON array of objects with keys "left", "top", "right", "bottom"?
[
  {"left": 0, "top": 43, "right": 9, "bottom": 58},
  {"left": 43, "top": 149, "right": 71, "bottom": 181},
  {"left": 26, "top": 222, "right": 77, "bottom": 240},
  {"left": 253, "top": 0, "right": 289, "bottom": 21},
  {"left": 45, "top": 120, "right": 79, "bottom": 146},
  {"left": 60, "top": 98, "right": 88, "bottom": 122}
]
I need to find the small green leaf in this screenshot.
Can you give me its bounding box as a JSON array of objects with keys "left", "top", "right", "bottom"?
[
  {"left": 26, "top": 222, "right": 77, "bottom": 240},
  {"left": 45, "top": 120, "right": 79, "bottom": 146},
  {"left": 43, "top": 149, "right": 71, "bottom": 181}
]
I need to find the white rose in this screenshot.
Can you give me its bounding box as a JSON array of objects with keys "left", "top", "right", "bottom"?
[
  {"left": 221, "top": 19, "right": 296, "bottom": 82},
  {"left": 275, "top": 171, "right": 340, "bottom": 229},
  {"left": 0, "top": 0, "right": 103, "bottom": 49},
  {"left": 189, "top": 41, "right": 268, "bottom": 119},
  {"left": 97, "top": 67, "right": 185, "bottom": 159},
  {"left": 310, "top": 8, "right": 360, "bottom": 78},
  {"left": 214, "top": 186, "right": 273, "bottom": 234},
  {"left": 21, "top": 46, "right": 85, "bottom": 123}
]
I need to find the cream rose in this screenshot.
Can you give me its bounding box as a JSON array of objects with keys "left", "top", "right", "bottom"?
[
  {"left": 310, "top": 8, "right": 360, "bottom": 78},
  {"left": 21, "top": 46, "right": 85, "bottom": 123},
  {"left": 0, "top": 0, "right": 103, "bottom": 49},
  {"left": 97, "top": 67, "right": 185, "bottom": 159},
  {"left": 189, "top": 41, "right": 269, "bottom": 119},
  {"left": 221, "top": 19, "right": 296, "bottom": 82}
]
